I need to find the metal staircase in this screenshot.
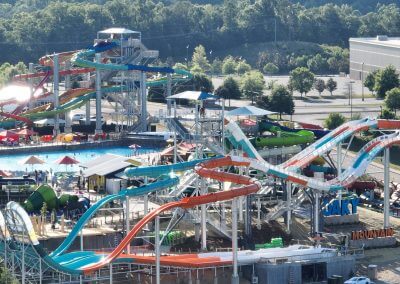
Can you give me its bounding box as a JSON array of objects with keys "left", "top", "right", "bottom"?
[
  {"left": 168, "top": 171, "right": 198, "bottom": 197},
  {"left": 264, "top": 189, "right": 310, "bottom": 223}
]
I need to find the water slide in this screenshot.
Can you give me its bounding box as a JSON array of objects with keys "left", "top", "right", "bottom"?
[
  {"left": 225, "top": 117, "right": 400, "bottom": 171},
  {"left": 3, "top": 122, "right": 400, "bottom": 273},
  {"left": 253, "top": 122, "right": 315, "bottom": 147},
  {"left": 3, "top": 41, "right": 191, "bottom": 127},
  {"left": 259, "top": 120, "right": 329, "bottom": 139}
]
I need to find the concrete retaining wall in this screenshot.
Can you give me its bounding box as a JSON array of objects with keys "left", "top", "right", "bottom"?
[
  {"left": 350, "top": 236, "right": 397, "bottom": 248},
  {"left": 324, "top": 213, "right": 359, "bottom": 225}
]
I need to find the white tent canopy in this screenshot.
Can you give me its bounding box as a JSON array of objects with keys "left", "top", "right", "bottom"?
[{"left": 226, "top": 106, "right": 277, "bottom": 117}]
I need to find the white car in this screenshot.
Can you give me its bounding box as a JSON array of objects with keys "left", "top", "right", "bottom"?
[
  {"left": 71, "top": 113, "right": 85, "bottom": 121},
  {"left": 344, "top": 277, "right": 374, "bottom": 284}
]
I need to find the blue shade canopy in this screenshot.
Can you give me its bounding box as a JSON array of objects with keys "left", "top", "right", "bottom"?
[
  {"left": 226, "top": 105, "right": 277, "bottom": 116},
  {"left": 167, "top": 91, "right": 219, "bottom": 101}
]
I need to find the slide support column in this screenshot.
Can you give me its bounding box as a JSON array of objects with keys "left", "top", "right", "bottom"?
[
  {"left": 126, "top": 196, "right": 130, "bottom": 254},
  {"left": 231, "top": 197, "right": 239, "bottom": 284},
  {"left": 155, "top": 215, "right": 161, "bottom": 284},
  {"left": 64, "top": 61, "right": 72, "bottom": 134},
  {"left": 286, "top": 182, "right": 292, "bottom": 233},
  {"left": 337, "top": 142, "right": 342, "bottom": 205},
  {"left": 314, "top": 190, "right": 320, "bottom": 233},
  {"left": 140, "top": 72, "right": 147, "bottom": 131},
  {"left": 384, "top": 147, "right": 390, "bottom": 228},
  {"left": 53, "top": 54, "right": 60, "bottom": 136},
  {"left": 95, "top": 53, "right": 102, "bottom": 134},
  {"left": 201, "top": 177, "right": 207, "bottom": 251}
]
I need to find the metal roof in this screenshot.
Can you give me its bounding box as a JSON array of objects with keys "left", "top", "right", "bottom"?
[
  {"left": 350, "top": 37, "right": 400, "bottom": 48},
  {"left": 226, "top": 106, "right": 277, "bottom": 116},
  {"left": 82, "top": 154, "right": 141, "bottom": 177},
  {"left": 98, "top": 28, "right": 140, "bottom": 35},
  {"left": 80, "top": 154, "right": 122, "bottom": 169}
]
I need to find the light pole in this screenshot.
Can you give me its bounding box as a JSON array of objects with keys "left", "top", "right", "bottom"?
[
  {"left": 361, "top": 62, "right": 365, "bottom": 101},
  {"left": 186, "top": 45, "right": 189, "bottom": 69},
  {"left": 349, "top": 81, "right": 355, "bottom": 120}
]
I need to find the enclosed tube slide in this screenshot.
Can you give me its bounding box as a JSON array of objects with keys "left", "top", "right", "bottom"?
[
  {"left": 253, "top": 123, "right": 315, "bottom": 147},
  {"left": 258, "top": 120, "right": 329, "bottom": 139}
]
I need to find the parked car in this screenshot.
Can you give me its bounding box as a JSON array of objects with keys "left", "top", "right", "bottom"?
[
  {"left": 344, "top": 276, "right": 374, "bottom": 284},
  {"left": 72, "top": 113, "right": 85, "bottom": 122}
]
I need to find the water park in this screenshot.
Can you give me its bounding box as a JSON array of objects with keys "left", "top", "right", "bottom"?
[{"left": 0, "top": 28, "right": 399, "bottom": 284}]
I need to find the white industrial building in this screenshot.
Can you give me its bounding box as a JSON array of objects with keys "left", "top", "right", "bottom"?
[{"left": 349, "top": 36, "right": 400, "bottom": 80}]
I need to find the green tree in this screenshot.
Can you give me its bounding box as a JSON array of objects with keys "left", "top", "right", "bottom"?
[
  {"left": 236, "top": 60, "right": 251, "bottom": 74},
  {"left": 374, "top": 65, "right": 400, "bottom": 99},
  {"left": 256, "top": 95, "right": 270, "bottom": 111},
  {"left": 379, "top": 108, "right": 396, "bottom": 119},
  {"left": 222, "top": 56, "right": 237, "bottom": 75},
  {"left": 173, "top": 62, "right": 188, "bottom": 71},
  {"left": 385, "top": 87, "right": 400, "bottom": 115},
  {"left": 324, "top": 113, "right": 346, "bottom": 130},
  {"left": 240, "top": 70, "right": 265, "bottom": 104},
  {"left": 313, "top": 79, "right": 325, "bottom": 95},
  {"left": 191, "top": 45, "right": 211, "bottom": 73},
  {"left": 289, "top": 67, "right": 315, "bottom": 97},
  {"left": 326, "top": 78, "right": 338, "bottom": 95},
  {"left": 211, "top": 58, "right": 222, "bottom": 74},
  {"left": 268, "top": 85, "right": 295, "bottom": 119},
  {"left": 307, "top": 54, "right": 328, "bottom": 73},
  {"left": 224, "top": 76, "right": 241, "bottom": 103},
  {"left": 191, "top": 73, "right": 214, "bottom": 93},
  {"left": 364, "top": 71, "right": 377, "bottom": 93},
  {"left": 263, "top": 63, "right": 279, "bottom": 75}
]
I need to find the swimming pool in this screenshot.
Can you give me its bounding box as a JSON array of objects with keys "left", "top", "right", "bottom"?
[{"left": 0, "top": 146, "right": 158, "bottom": 172}]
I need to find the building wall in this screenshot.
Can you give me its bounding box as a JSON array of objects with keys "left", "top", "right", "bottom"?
[{"left": 349, "top": 40, "right": 400, "bottom": 80}]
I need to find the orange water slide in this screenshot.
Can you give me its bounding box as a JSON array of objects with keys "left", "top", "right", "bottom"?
[{"left": 83, "top": 156, "right": 261, "bottom": 273}]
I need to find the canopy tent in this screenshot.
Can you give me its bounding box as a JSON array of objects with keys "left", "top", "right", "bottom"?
[
  {"left": 34, "top": 118, "right": 66, "bottom": 126},
  {"left": 15, "top": 128, "right": 37, "bottom": 136},
  {"left": 0, "top": 130, "right": 19, "bottom": 141},
  {"left": 226, "top": 106, "right": 277, "bottom": 117},
  {"left": 167, "top": 91, "right": 219, "bottom": 101}
]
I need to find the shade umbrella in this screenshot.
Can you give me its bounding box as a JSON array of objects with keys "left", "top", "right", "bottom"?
[
  {"left": 226, "top": 106, "right": 277, "bottom": 117},
  {"left": 167, "top": 91, "right": 219, "bottom": 101},
  {"left": 54, "top": 155, "right": 80, "bottom": 172},
  {"left": 20, "top": 155, "right": 45, "bottom": 172},
  {"left": 129, "top": 144, "right": 142, "bottom": 149},
  {"left": 0, "top": 170, "right": 11, "bottom": 177}
]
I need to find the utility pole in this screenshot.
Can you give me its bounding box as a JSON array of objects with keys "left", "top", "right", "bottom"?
[{"left": 361, "top": 62, "right": 365, "bottom": 102}]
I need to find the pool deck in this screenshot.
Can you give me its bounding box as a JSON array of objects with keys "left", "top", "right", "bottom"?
[{"left": 0, "top": 136, "right": 167, "bottom": 155}]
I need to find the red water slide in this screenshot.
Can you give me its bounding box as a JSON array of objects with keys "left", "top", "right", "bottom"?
[
  {"left": 83, "top": 156, "right": 261, "bottom": 274},
  {"left": 14, "top": 67, "right": 95, "bottom": 80},
  {"left": 0, "top": 112, "right": 33, "bottom": 125}
]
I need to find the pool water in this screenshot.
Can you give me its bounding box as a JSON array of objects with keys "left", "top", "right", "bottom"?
[{"left": 0, "top": 146, "right": 158, "bottom": 172}]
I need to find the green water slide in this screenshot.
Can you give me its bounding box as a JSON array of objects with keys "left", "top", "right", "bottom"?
[
  {"left": 252, "top": 124, "right": 315, "bottom": 147},
  {"left": 23, "top": 185, "right": 58, "bottom": 213}
]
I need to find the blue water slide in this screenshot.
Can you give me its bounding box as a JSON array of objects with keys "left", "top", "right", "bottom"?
[
  {"left": 124, "top": 157, "right": 217, "bottom": 178},
  {"left": 51, "top": 177, "right": 178, "bottom": 257}
]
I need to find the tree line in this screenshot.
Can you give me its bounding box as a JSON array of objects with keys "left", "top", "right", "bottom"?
[{"left": 0, "top": 0, "right": 399, "bottom": 65}]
